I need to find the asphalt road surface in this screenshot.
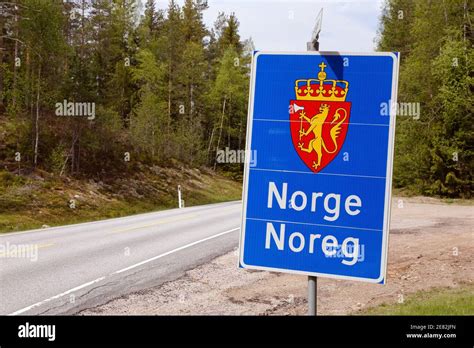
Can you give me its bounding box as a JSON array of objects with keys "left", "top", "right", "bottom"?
[{"left": 0, "top": 201, "right": 241, "bottom": 315}]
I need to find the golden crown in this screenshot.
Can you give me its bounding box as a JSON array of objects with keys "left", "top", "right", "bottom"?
[{"left": 295, "top": 62, "right": 349, "bottom": 102}]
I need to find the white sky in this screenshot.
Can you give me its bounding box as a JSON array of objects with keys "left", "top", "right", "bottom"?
[{"left": 154, "top": 0, "right": 385, "bottom": 52}]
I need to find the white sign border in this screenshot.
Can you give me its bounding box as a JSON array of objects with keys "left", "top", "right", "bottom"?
[{"left": 238, "top": 51, "right": 400, "bottom": 284}]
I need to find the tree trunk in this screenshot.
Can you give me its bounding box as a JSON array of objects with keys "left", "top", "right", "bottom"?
[
  {"left": 77, "top": 128, "right": 81, "bottom": 173},
  {"left": 0, "top": 10, "right": 4, "bottom": 112},
  {"left": 167, "top": 60, "right": 172, "bottom": 155},
  {"left": 207, "top": 126, "right": 215, "bottom": 163},
  {"left": 213, "top": 97, "right": 226, "bottom": 170},
  {"left": 34, "top": 66, "right": 41, "bottom": 167},
  {"left": 168, "top": 63, "right": 172, "bottom": 119},
  {"left": 227, "top": 95, "right": 232, "bottom": 149},
  {"left": 71, "top": 127, "right": 76, "bottom": 174},
  {"left": 238, "top": 116, "right": 243, "bottom": 151},
  {"left": 11, "top": 0, "right": 19, "bottom": 110},
  {"left": 12, "top": 25, "right": 19, "bottom": 108}
]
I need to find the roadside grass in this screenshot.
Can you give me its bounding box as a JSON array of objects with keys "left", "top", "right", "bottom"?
[
  {"left": 185, "top": 174, "right": 242, "bottom": 206},
  {"left": 0, "top": 200, "right": 166, "bottom": 233},
  {"left": 0, "top": 168, "right": 242, "bottom": 233},
  {"left": 361, "top": 285, "right": 474, "bottom": 315}
]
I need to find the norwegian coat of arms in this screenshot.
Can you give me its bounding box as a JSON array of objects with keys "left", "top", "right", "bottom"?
[{"left": 290, "top": 62, "right": 351, "bottom": 173}]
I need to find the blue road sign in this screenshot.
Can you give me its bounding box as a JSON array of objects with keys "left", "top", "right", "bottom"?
[{"left": 239, "top": 52, "right": 399, "bottom": 283}]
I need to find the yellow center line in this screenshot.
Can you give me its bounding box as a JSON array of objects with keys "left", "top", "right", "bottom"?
[
  {"left": 213, "top": 205, "right": 242, "bottom": 212},
  {"left": 107, "top": 213, "right": 199, "bottom": 234},
  {"left": 107, "top": 205, "right": 240, "bottom": 235},
  {"left": 37, "top": 243, "right": 55, "bottom": 249}
]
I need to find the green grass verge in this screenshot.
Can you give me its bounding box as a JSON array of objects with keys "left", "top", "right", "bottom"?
[
  {"left": 0, "top": 200, "right": 168, "bottom": 233},
  {"left": 362, "top": 285, "right": 474, "bottom": 315},
  {"left": 0, "top": 169, "right": 242, "bottom": 233}
]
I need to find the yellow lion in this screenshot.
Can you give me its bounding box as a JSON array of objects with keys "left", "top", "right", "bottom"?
[{"left": 298, "top": 104, "right": 347, "bottom": 169}]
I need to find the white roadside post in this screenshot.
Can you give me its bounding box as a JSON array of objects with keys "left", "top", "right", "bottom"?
[
  {"left": 306, "top": 8, "right": 323, "bottom": 316},
  {"left": 178, "top": 185, "right": 183, "bottom": 209}
]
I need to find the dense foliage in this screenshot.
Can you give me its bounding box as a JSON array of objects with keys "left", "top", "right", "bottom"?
[
  {"left": 377, "top": 0, "right": 473, "bottom": 197},
  {"left": 0, "top": 0, "right": 252, "bottom": 177},
  {"left": 1, "top": 0, "right": 472, "bottom": 198}
]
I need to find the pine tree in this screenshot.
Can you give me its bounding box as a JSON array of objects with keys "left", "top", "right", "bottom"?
[
  {"left": 376, "top": 0, "right": 414, "bottom": 62},
  {"left": 208, "top": 47, "right": 248, "bottom": 168},
  {"left": 131, "top": 49, "right": 167, "bottom": 160},
  {"left": 218, "top": 13, "right": 243, "bottom": 55},
  {"left": 19, "top": 0, "right": 66, "bottom": 166}
]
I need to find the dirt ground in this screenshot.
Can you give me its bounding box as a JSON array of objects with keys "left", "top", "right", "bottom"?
[{"left": 81, "top": 197, "right": 473, "bottom": 315}]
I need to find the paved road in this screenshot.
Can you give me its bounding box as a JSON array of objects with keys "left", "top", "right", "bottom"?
[{"left": 0, "top": 201, "right": 241, "bottom": 315}]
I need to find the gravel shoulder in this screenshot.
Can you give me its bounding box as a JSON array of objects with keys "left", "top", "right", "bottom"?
[{"left": 81, "top": 197, "right": 473, "bottom": 315}]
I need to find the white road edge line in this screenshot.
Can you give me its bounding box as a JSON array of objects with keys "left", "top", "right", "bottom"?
[
  {"left": 114, "top": 227, "right": 240, "bottom": 274},
  {"left": 9, "top": 277, "right": 106, "bottom": 316},
  {"left": 8, "top": 227, "right": 240, "bottom": 315}
]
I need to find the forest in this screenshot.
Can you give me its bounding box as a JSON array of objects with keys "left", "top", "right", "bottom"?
[
  {"left": 377, "top": 0, "right": 472, "bottom": 197},
  {"left": 0, "top": 0, "right": 251, "bottom": 178},
  {"left": 0, "top": 0, "right": 472, "bottom": 201}
]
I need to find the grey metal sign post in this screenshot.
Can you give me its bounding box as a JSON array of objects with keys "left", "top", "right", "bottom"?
[
  {"left": 308, "top": 275, "right": 317, "bottom": 315},
  {"left": 306, "top": 8, "right": 323, "bottom": 316}
]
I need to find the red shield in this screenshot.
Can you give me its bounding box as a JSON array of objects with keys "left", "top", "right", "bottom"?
[{"left": 290, "top": 100, "right": 351, "bottom": 173}]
